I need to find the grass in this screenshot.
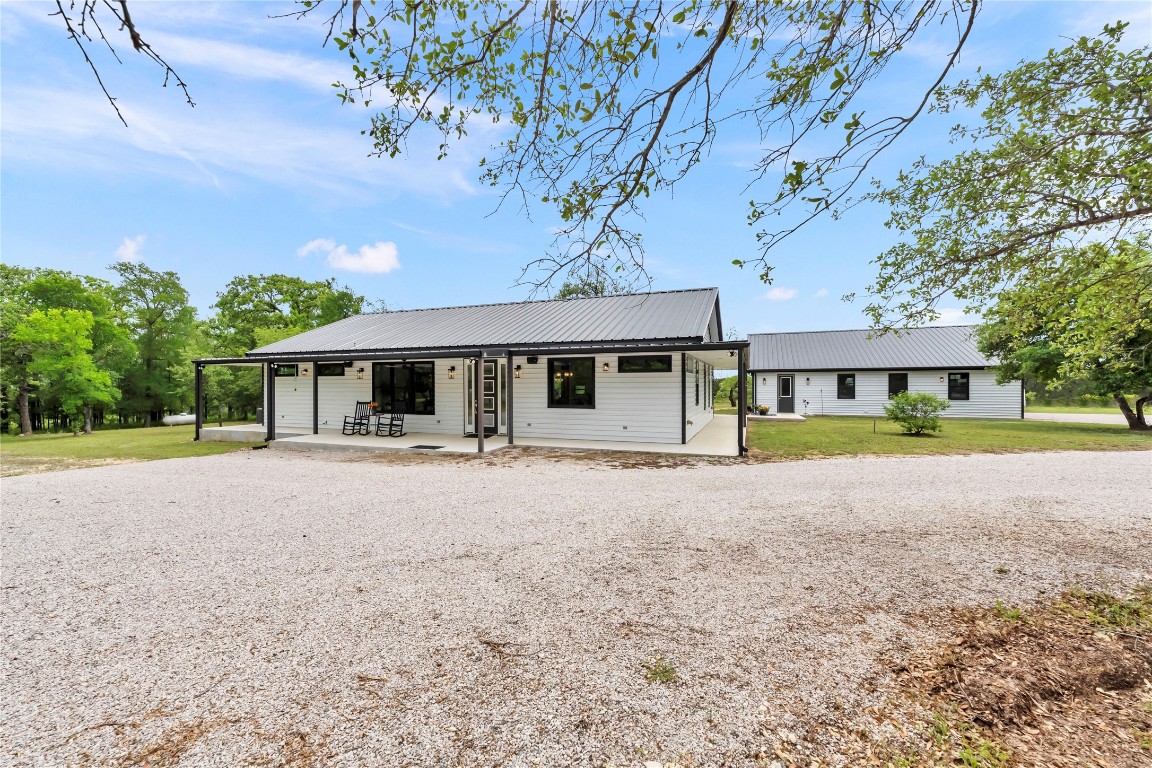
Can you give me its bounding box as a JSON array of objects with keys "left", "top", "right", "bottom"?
[
  {"left": 0, "top": 424, "right": 257, "bottom": 476},
  {"left": 746, "top": 415, "right": 1150, "bottom": 460},
  {"left": 641, "top": 656, "right": 679, "bottom": 685}
]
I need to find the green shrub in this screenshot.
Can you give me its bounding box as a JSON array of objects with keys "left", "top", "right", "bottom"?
[{"left": 884, "top": 391, "right": 950, "bottom": 434}]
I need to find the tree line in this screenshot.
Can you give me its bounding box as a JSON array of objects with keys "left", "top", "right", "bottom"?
[{"left": 0, "top": 265, "right": 377, "bottom": 435}]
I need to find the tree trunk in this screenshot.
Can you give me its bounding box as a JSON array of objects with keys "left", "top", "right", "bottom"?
[
  {"left": 84, "top": 405, "right": 94, "bottom": 435},
  {"left": 17, "top": 382, "right": 32, "bottom": 436},
  {"left": 1114, "top": 393, "right": 1150, "bottom": 430}
]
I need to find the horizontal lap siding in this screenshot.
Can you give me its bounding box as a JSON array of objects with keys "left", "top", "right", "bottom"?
[
  {"left": 752, "top": 369, "right": 1019, "bottom": 418},
  {"left": 512, "top": 354, "right": 682, "bottom": 443},
  {"left": 270, "top": 360, "right": 467, "bottom": 435}
]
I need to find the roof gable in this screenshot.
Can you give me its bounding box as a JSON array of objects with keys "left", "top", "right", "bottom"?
[
  {"left": 748, "top": 326, "right": 993, "bottom": 370},
  {"left": 249, "top": 288, "right": 721, "bottom": 356}
]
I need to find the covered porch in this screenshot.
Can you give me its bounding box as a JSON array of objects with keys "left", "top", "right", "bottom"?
[{"left": 198, "top": 414, "right": 740, "bottom": 457}]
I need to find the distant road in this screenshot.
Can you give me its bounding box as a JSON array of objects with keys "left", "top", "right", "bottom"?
[{"left": 1024, "top": 412, "right": 1129, "bottom": 425}]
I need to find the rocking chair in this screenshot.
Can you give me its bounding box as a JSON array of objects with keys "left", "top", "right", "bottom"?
[
  {"left": 376, "top": 401, "right": 406, "bottom": 437},
  {"left": 342, "top": 401, "right": 373, "bottom": 435}
]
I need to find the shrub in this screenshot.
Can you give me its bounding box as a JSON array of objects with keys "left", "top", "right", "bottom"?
[{"left": 884, "top": 391, "right": 950, "bottom": 434}]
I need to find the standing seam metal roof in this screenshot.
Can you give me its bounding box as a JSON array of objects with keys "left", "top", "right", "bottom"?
[
  {"left": 249, "top": 288, "right": 720, "bottom": 356},
  {"left": 748, "top": 326, "right": 994, "bottom": 370}
]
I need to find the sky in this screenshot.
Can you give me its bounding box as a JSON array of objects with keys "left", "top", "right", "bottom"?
[{"left": 2, "top": 0, "right": 1150, "bottom": 343}]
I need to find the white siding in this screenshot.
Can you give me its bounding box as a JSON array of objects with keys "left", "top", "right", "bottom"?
[
  {"left": 753, "top": 369, "right": 1021, "bottom": 419},
  {"left": 269, "top": 360, "right": 467, "bottom": 435},
  {"left": 512, "top": 353, "right": 686, "bottom": 444}
]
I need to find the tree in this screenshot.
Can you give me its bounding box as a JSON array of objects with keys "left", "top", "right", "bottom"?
[
  {"left": 977, "top": 238, "right": 1152, "bottom": 430},
  {"left": 64, "top": 1, "right": 979, "bottom": 292},
  {"left": 866, "top": 23, "right": 1151, "bottom": 327},
  {"left": 0, "top": 265, "right": 37, "bottom": 435},
  {"left": 553, "top": 276, "right": 615, "bottom": 299},
  {"left": 111, "top": 262, "right": 196, "bottom": 427},
  {"left": 209, "top": 274, "right": 367, "bottom": 352},
  {"left": 9, "top": 309, "right": 118, "bottom": 435}
]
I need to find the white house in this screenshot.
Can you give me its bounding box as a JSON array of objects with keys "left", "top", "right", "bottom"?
[
  {"left": 748, "top": 326, "right": 1023, "bottom": 419},
  {"left": 194, "top": 288, "right": 750, "bottom": 453}
]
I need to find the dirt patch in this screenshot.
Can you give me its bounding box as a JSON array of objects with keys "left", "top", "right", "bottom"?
[
  {"left": 342, "top": 444, "right": 750, "bottom": 469},
  {"left": 0, "top": 456, "right": 132, "bottom": 477},
  {"left": 816, "top": 587, "right": 1152, "bottom": 767}
]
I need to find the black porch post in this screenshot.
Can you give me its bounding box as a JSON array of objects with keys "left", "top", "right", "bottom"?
[
  {"left": 506, "top": 350, "right": 514, "bottom": 445},
  {"left": 474, "top": 353, "right": 485, "bottom": 453},
  {"left": 194, "top": 363, "right": 203, "bottom": 441},
  {"left": 266, "top": 361, "right": 276, "bottom": 442},
  {"left": 736, "top": 347, "right": 746, "bottom": 456},
  {"left": 680, "top": 352, "right": 687, "bottom": 444},
  {"left": 312, "top": 360, "right": 319, "bottom": 435}
]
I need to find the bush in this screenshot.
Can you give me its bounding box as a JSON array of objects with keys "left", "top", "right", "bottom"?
[{"left": 884, "top": 391, "right": 950, "bottom": 434}]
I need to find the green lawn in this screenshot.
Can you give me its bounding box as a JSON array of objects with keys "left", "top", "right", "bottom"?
[
  {"left": 0, "top": 425, "right": 257, "bottom": 476},
  {"left": 747, "top": 415, "right": 1150, "bottom": 459}
]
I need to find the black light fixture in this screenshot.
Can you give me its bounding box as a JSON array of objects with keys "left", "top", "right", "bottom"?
[
  {"left": 357, "top": 367, "right": 365, "bottom": 379},
  {"left": 514, "top": 365, "right": 522, "bottom": 379},
  {"left": 448, "top": 366, "right": 457, "bottom": 380},
  {"left": 301, "top": 367, "right": 309, "bottom": 376},
  {"left": 602, "top": 362, "right": 609, "bottom": 373}
]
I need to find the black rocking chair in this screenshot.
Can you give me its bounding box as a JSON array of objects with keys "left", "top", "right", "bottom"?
[
  {"left": 376, "top": 402, "right": 406, "bottom": 437},
  {"left": 342, "top": 401, "right": 373, "bottom": 435}
]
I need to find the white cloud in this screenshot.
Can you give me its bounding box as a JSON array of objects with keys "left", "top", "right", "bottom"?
[
  {"left": 814, "top": 287, "right": 829, "bottom": 298},
  {"left": 116, "top": 234, "right": 146, "bottom": 262},
  {"left": 929, "top": 307, "right": 977, "bottom": 326},
  {"left": 763, "top": 286, "right": 798, "bottom": 301},
  {"left": 298, "top": 239, "right": 400, "bottom": 274}
]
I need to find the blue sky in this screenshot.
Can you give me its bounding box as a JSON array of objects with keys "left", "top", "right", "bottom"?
[{"left": 2, "top": 1, "right": 1149, "bottom": 341}]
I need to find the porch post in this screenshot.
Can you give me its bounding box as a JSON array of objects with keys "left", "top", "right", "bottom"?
[
  {"left": 736, "top": 347, "right": 746, "bottom": 456},
  {"left": 474, "top": 353, "right": 485, "bottom": 453},
  {"left": 194, "top": 363, "right": 203, "bottom": 441},
  {"left": 312, "top": 360, "right": 319, "bottom": 435},
  {"left": 680, "top": 352, "right": 687, "bottom": 445},
  {"left": 506, "top": 350, "right": 514, "bottom": 445},
  {"left": 266, "top": 361, "right": 276, "bottom": 442}
]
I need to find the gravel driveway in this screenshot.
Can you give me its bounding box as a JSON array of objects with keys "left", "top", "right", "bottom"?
[{"left": 3, "top": 449, "right": 1149, "bottom": 766}]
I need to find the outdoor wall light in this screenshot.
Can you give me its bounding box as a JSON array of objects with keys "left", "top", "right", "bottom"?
[
  {"left": 939, "top": 375, "right": 945, "bottom": 383},
  {"left": 805, "top": 377, "right": 810, "bottom": 385},
  {"left": 357, "top": 368, "right": 365, "bottom": 379},
  {"left": 448, "top": 366, "right": 457, "bottom": 380},
  {"left": 301, "top": 367, "right": 309, "bottom": 376},
  {"left": 602, "top": 362, "right": 610, "bottom": 373},
  {"left": 514, "top": 365, "right": 522, "bottom": 379}
]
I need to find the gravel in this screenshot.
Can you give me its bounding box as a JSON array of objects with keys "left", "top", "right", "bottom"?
[{"left": 2, "top": 449, "right": 1149, "bottom": 766}]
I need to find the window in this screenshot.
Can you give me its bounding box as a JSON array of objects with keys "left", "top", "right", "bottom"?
[
  {"left": 948, "top": 372, "right": 970, "bottom": 400},
  {"left": 779, "top": 376, "right": 793, "bottom": 398},
  {"left": 694, "top": 359, "right": 700, "bottom": 406},
  {"left": 837, "top": 373, "right": 855, "bottom": 399},
  {"left": 618, "top": 355, "right": 672, "bottom": 373},
  {"left": 316, "top": 363, "right": 345, "bottom": 376},
  {"left": 372, "top": 362, "right": 435, "bottom": 414},
  {"left": 274, "top": 364, "right": 297, "bottom": 377},
  {"left": 888, "top": 372, "right": 908, "bottom": 398},
  {"left": 549, "top": 357, "right": 595, "bottom": 408}
]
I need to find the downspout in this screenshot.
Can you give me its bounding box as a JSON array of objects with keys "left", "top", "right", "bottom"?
[
  {"left": 266, "top": 361, "right": 276, "bottom": 442},
  {"left": 680, "top": 352, "right": 687, "bottom": 445},
  {"left": 506, "top": 350, "right": 514, "bottom": 445}
]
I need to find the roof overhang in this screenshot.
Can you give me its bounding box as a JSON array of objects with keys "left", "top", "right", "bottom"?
[{"left": 748, "top": 365, "right": 990, "bottom": 373}]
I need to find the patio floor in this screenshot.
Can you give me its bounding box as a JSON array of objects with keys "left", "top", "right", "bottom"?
[{"left": 199, "top": 414, "right": 740, "bottom": 457}]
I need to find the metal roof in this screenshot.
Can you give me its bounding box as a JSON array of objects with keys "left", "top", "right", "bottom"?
[
  {"left": 248, "top": 288, "right": 720, "bottom": 356},
  {"left": 748, "top": 325, "right": 994, "bottom": 371}
]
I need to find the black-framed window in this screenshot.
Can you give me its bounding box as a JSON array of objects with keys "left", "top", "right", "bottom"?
[
  {"left": 549, "top": 357, "right": 595, "bottom": 408},
  {"left": 316, "top": 363, "right": 345, "bottom": 376},
  {"left": 694, "top": 359, "right": 700, "bottom": 406},
  {"left": 618, "top": 355, "right": 673, "bottom": 373},
  {"left": 274, "top": 364, "right": 297, "bottom": 377},
  {"left": 837, "top": 373, "right": 855, "bottom": 399},
  {"left": 888, "top": 372, "right": 908, "bottom": 398},
  {"left": 372, "top": 362, "right": 435, "bottom": 414},
  {"left": 948, "top": 372, "right": 970, "bottom": 400}
]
